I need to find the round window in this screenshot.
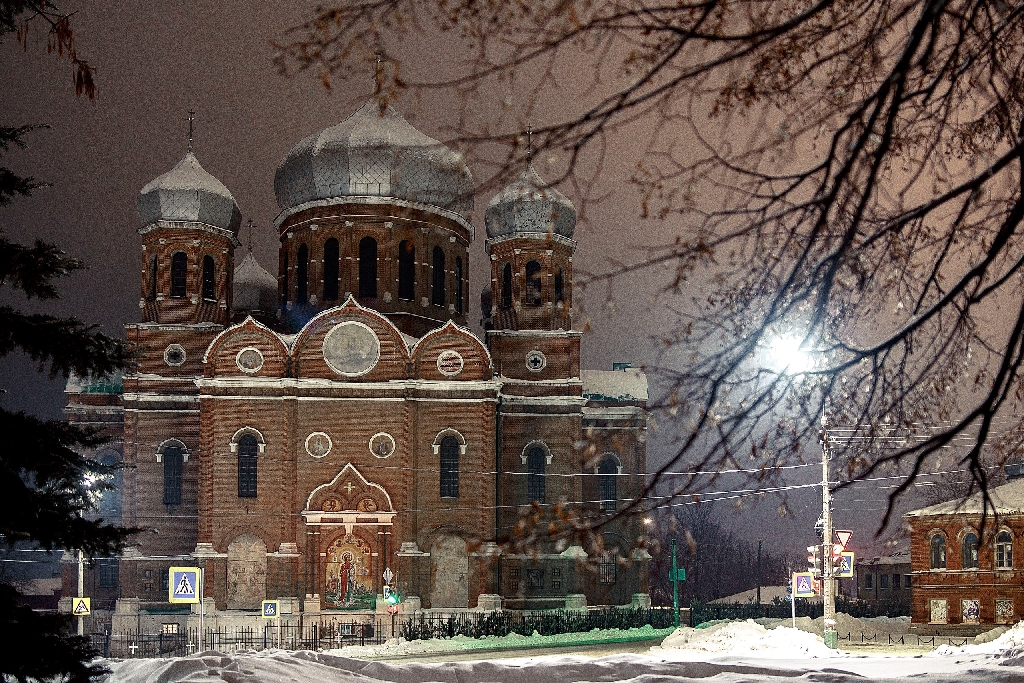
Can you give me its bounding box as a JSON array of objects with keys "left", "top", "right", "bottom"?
[
  {"left": 305, "top": 432, "right": 332, "bottom": 459},
  {"left": 235, "top": 347, "right": 264, "bottom": 374},
  {"left": 436, "top": 350, "right": 465, "bottom": 377},
  {"left": 369, "top": 432, "right": 396, "bottom": 459},
  {"left": 525, "top": 350, "right": 547, "bottom": 372},
  {"left": 164, "top": 344, "right": 186, "bottom": 367}
]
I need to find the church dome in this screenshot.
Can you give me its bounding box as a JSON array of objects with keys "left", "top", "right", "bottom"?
[
  {"left": 274, "top": 100, "right": 474, "bottom": 217},
  {"left": 233, "top": 252, "right": 278, "bottom": 313},
  {"left": 138, "top": 152, "right": 242, "bottom": 234},
  {"left": 485, "top": 163, "right": 576, "bottom": 239}
]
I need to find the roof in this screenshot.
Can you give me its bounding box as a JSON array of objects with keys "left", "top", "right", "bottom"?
[
  {"left": 709, "top": 585, "right": 821, "bottom": 605},
  {"left": 904, "top": 478, "right": 1024, "bottom": 517},
  {"left": 138, "top": 152, "right": 242, "bottom": 234},
  {"left": 233, "top": 252, "right": 278, "bottom": 312},
  {"left": 582, "top": 368, "right": 648, "bottom": 402},
  {"left": 485, "top": 163, "right": 577, "bottom": 239},
  {"left": 855, "top": 550, "right": 910, "bottom": 567}
]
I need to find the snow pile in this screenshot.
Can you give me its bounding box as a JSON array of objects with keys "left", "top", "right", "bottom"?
[
  {"left": 929, "top": 619, "right": 1024, "bottom": 663},
  {"left": 654, "top": 619, "right": 842, "bottom": 658}
]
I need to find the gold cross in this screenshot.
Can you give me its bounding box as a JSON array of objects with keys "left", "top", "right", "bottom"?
[
  {"left": 187, "top": 109, "right": 195, "bottom": 153},
  {"left": 343, "top": 481, "right": 356, "bottom": 495}
]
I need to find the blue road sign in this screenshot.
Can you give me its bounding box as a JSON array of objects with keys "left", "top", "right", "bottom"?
[
  {"left": 262, "top": 600, "right": 280, "bottom": 618},
  {"left": 169, "top": 567, "right": 200, "bottom": 604}
]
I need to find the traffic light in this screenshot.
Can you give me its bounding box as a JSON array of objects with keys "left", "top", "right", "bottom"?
[{"left": 807, "top": 545, "right": 822, "bottom": 576}]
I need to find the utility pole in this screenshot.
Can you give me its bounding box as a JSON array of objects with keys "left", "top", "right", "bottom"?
[
  {"left": 77, "top": 550, "right": 85, "bottom": 636},
  {"left": 821, "top": 410, "right": 837, "bottom": 649},
  {"left": 756, "top": 539, "right": 762, "bottom": 606}
]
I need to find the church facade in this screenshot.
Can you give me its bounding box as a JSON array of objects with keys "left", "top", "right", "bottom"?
[{"left": 65, "top": 101, "right": 649, "bottom": 626}]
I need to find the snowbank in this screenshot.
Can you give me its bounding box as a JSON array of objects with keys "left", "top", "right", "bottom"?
[{"left": 653, "top": 619, "right": 842, "bottom": 658}]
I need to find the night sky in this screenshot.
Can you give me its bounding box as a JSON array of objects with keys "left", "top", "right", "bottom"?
[{"left": 0, "top": 2, "right": 915, "bottom": 565}]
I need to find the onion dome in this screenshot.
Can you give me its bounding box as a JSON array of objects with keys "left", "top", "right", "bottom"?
[
  {"left": 485, "top": 163, "right": 576, "bottom": 239},
  {"left": 274, "top": 100, "right": 474, "bottom": 217},
  {"left": 233, "top": 252, "right": 278, "bottom": 313},
  {"left": 138, "top": 152, "right": 242, "bottom": 234}
]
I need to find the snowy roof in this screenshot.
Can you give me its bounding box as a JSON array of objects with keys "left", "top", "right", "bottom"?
[
  {"left": 710, "top": 584, "right": 821, "bottom": 605},
  {"left": 582, "top": 368, "right": 648, "bottom": 403},
  {"left": 485, "top": 163, "right": 576, "bottom": 239},
  {"left": 138, "top": 152, "right": 242, "bottom": 234},
  {"left": 274, "top": 100, "right": 474, "bottom": 217},
  {"left": 905, "top": 478, "right": 1024, "bottom": 517},
  {"left": 857, "top": 550, "right": 910, "bottom": 566},
  {"left": 65, "top": 371, "right": 124, "bottom": 394},
  {"left": 233, "top": 252, "right": 278, "bottom": 312}
]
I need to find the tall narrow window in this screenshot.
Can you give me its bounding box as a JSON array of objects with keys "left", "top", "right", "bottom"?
[
  {"left": 398, "top": 240, "right": 415, "bottom": 300},
  {"left": 525, "top": 260, "right": 542, "bottom": 305},
  {"left": 501, "top": 263, "right": 512, "bottom": 309},
  {"left": 237, "top": 434, "right": 258, "bottom": 498},
  {"left": 432, "top": 246, "right": 446, "bottom": 307},
  {"left": 962, "top": 533, "right": 979, "bottom": 569},
  {"left": 323, "top": 238, "right": 339, "bottom": 301},
  {"left": 554, "top": 268, "right": 564, "bottom": 303},
  {"left": 201, "top": 255, "right": 216, "bottom": 300},
  {"left": 598, "top": 455, "right": 619, "bottom": 511},
  {"left": 147, "top": 254, "right": 158, "bottom": 301},
  {"left": 440, "top": 435, "right": 459, "bottom": 498},
  {"left": 359, "top": 236, "right": 377, "bottom": 298},
  {"left": 527, "top": 446, "right": 546, "bottom": 503},
  {"left": 996, "top": 531, "right": 1013, "bottom": 568},
  {"left": 162, "top": 445, "right": 183, "bottom": 506},
  {"left": 170, "top": 252, "right": 187, "bottom": 298},
  {"left": 454, "top": 257, "right": 464, "bottom": 314},
  {"left": 930, "top": 534, "right": 946, "bottom": 569},
  {"left": 296, "top": 243, "right": 309, "bottom": 304},
  {"left": 281, "top": 251, "right": 289, "bottom": 306}
]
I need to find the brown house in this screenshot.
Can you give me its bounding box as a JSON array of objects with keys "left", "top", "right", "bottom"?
[
  {"left": 854, "top": 550, "right": 911, "bottom": 613},
  {"left": 904, "top": 474, "right": 1024, "bottom": 626},
  {"left": 66, "top": 101, "right": 650, "bottom": 629}
]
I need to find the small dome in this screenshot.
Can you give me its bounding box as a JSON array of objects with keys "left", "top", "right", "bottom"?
[
  {"left": 274, "top": 100, "right": 474, "bottom": 217},
  {"left": 485, "top": 163, "right": 576, "bottom": 239},
  {"left": 138, "top": 152, "right": 242, "bottom": 234},
  {"left": 233, "top": 252, "right": 278, "bottom": 313}
]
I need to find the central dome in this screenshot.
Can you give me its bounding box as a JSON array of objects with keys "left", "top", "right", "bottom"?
[{"left": 274, "top": 100, "right": 474, "bottom": 217}]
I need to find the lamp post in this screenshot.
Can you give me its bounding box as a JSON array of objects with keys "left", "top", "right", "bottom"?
[{"left": 820, "top": 410, "right": 837, "bottom": 649}]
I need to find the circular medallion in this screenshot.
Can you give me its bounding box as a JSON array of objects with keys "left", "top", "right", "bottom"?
[
  {"left": 436, "top": 350, "right": 465, "bottom": 377},
  {"left": 525, "top": 350, "right": 547, "bottom": 373},
  {"left": 357, "top": 498, "right": 378, "bottom": 512},
  {"left": 321, "top": 495, "right": 342, "bottom": 512},
  {"left": 235, "top": 347, "right": 264, "bottom": 374},
  {"left": 369, "top": 432, "right": 396, "bottom": 459},
  {"left": 164, "top": 344, "right": 186, "bottom": 367},
  {"left": 322, "top": 321, "right": 381, "bottom": 377},
  {"left": 305, "top": 432, "right": 332, "bottom": 458}
]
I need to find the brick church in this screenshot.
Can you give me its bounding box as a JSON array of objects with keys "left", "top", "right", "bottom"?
[{"left": 65, "top": 100, "right": 649, "bottom": 626}]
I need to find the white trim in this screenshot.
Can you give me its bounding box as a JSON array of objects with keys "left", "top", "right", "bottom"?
[
  {"left": 139, "top": 219, "right": 240, "bottom": 244},
  {"left": 499, "top": 395, "right": 587, "bottom": 407},
  {"left": 431, "top": 428, "right": 467, "bottom": 456},
  {"left": 305, "top": 432, "right": 333, "bottom": 458},
  {"left": 229, "top": 426, "right": 267, "bottom": 454},
  {"left": 156, "top": 438, "right": 190, "bottom": 463},
  {"left": 274, "top": 195, "right": 476, "bottom": 240},
  {"left": 195, "top": 377, "right": 502, "bottom": 392},
  {"left": 125, "top": 322, "right": 224, "bottom": 332},
  {"left": 521, "top": 440, "right": 553, "bottom": 465},
  {"left": 487, "top": 329, "right": 581, "bottom": 339},
  {"left": 369, "top": 432, "right": 396, "bottom": 458},
  {"left": 235, "top": 346, "right": 265, "bottom": 374},
  {"left": 485, "top": 231, "right": 576, "bottom": 251}
]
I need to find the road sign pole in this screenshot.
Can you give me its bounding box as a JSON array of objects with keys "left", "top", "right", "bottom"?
[
  {"left": 77, "top": 550, "right": 84, "bottom": 636},
  {"left": 671, "top": 539, "right": 680, "bottom": 627},
  {"left": 791, "top": 575, "right": 796, "bottom": 628},
  {"left": 821, "top": 411, "right": 837, "bottom": 649},
  {"left": 199, "top": 568, "right": 205, "bottom": 653}
]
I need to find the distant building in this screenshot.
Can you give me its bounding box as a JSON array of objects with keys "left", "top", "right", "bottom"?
[
  {"left": 854, "top": 550, "right": 911, "bottom": 612},
  {"left": 904, "top": 470, "right": 1024, "bottom": 626}
]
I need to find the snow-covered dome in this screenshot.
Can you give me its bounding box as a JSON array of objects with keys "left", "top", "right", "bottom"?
[
  {"left": 233, "top": 252, "right": 278, "bottom": 313},
  {"left": 485, "top": 163, "right": 576, "bottom": 239},
  {"left": 274, "top": 100, "right": 474, "bottom": 217},
  {"left": 138, "top": 152, "right": 242, "bottom": 234}
]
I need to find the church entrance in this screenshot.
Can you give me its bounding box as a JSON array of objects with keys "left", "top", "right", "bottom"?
[
  {"left": 429, "top": 533, "right": 468, "bottom": 608},
  {"left": 324, "top": 533, "right": 376, "bottom": 610}
]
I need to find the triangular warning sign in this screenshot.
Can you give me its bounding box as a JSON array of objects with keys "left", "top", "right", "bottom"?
[
  {"left": 73, "top": 599, "right": 89, "bottom": 615},
  {"left": 175, "top": 574, "right": 195, "bottom": 596},
  {"left": 835, "top": 530, "right": 853, "bottom": 550}
]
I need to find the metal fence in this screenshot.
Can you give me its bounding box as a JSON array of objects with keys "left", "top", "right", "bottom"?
[{"left": 690, "top": 597, "right": 910, "bottom": 626}]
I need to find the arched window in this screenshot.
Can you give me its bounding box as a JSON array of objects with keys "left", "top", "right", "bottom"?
[
  {"left": 525, "top": 260, "right": 542, "bottom": 305},
  {"left": 527, "top": 446, "right": 546, "bottom": 503},
  {"left": 440, "top": 435, "right": 459, "bottom": 498},
  {"left": 237, "top": 433, "right": 258, "bottom": 498},
  {"left": 201, "top": 255, "right": 216, "bottom": 300},
  {"left": 323, "top": 238, "right": 340, "bottom": 301},
  {"left": 501, "top": 263, "right": 512, "bottom": 309},
  {"left": 554, "top": 267, "right": 564, "bottom": 303},
  {"left": 147, "top": 254, "right": 158, "bottom": 301},
  {"left": 962, "top": 532, "right": 979, "bottom": 569},
  {"left": 296, "top": 243, "right": 309, "bottom": 304},
  {"left": 454, "top": 257, "right": 464, "bottom": 314},
  {"left": 996, "top": 531, "right": 1013, "bottom": 568},
  {"left": 281, "top": 251, "right": 289, "bottom": 306},
  {"left": 930, "top": 533, "right": 946, "bottom": 569},
  {"left": 432, "top": 247, "right": 446, "bottom": 307},
  {"left": 170, "top": 252, "right": 188, "bottom": 298},
  {"left": 398, "top": 240, "right": 415, "bottom": 300},
  {"left": 598, "top": 454, "right": 620, "bottom": 511},
  {"left": 162, "top": 444, "right": 184, "bottom": 505},
  {"left": 358, "top": 236, "right": 377, "bottom": 298}
]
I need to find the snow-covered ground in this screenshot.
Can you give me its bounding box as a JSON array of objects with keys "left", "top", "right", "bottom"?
[{"left": 99, "top": 619, "right": 1024, "bottom": 683}]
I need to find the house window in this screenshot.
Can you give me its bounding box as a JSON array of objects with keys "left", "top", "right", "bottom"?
[
  {"left": 526, "top": 568, "right": 544, "bottom": 589},
  {"left": 97, "top": 559, "right": 118, "bottom": 589},
  {"left": 930, "top": 534, "right": 946, "bottom": 569},
  {"left": 147, "top": 254, "right": 157, "bottom": 301},
  {"left": 996, "top": 531, "right": 1013, "bottom": 568},
  {"left": 439, "top": 435, "right": 459, "bottom": 498},
  {"left": 525, "top": 260, "right": 542, "bottom": 305},
  {"left": 500, "top": 263, "right": 512, "bottom": 309},
  {"left": 237, "top": 433, "right": 258, "bottom": 498},
  {"left": 454, "top": 257, "right": 464, "bottom": 314},
  {"left": 864, "top": 573, "right": 873, "bottom": 589},
  {"left": 962, "top": 532, "right": 979, "bottom": 569},
  {"left": 996, "top": 599, "right": 1014, "bottom": 624},
  {"left": 296, "top": 243, "right": 309, "bottom": 304},
  {"left": 162, "top": 445, "right": 183, "bottom": 505},
  {"left": 904, "top": 574, "right": 912, "bottom": 588},
  {"left": 598, "top": 454, "right": 619, "bottom": 511},
  {"left": 432, "top": 246, "right": 445, "bottom": 307},
  {"left": 880, "top": 573, "right": 889, "bottom": 589},
  {"left": 527, "top": 446, "right": 546, "bottom": 503},
  {"left": 398, "top": 240, "right": 415, "bottom": 300},
  {"left": 358, "top": 236, "right": 377, "bottom": 298},
  {"left": 170, "top": 252, "right": 187, "bottom": 298},
  {"left": 323, "top": 238, "right": 340, "bottom": 301},
  {"left": 201, "top": 255, "right": 215, "bottom": 300},
  {"left": 893, "top": 573, "right": 901, "bottom": 588}
]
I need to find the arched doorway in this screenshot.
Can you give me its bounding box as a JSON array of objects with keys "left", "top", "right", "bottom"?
[
  {"left": 227, "top": 534, "right": 267, "bottom": 609},
  {"left": 429, "top": 533, "right": 468, "bottom": 608}
]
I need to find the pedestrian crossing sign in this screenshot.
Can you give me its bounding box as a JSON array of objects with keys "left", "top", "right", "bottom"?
[
  {"left": 72, "top": 597, "right": 91, "bottom": 616},
  {"left": 169, "top": 567, "right": 201, "bottom": 604},
  {"left": 262, "top": 600, "right": 279, "bottom": 618}
]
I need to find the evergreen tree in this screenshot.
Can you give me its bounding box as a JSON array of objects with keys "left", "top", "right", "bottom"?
[{"left": 1, "top": 3, "right": 132, "bottom": 681}]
